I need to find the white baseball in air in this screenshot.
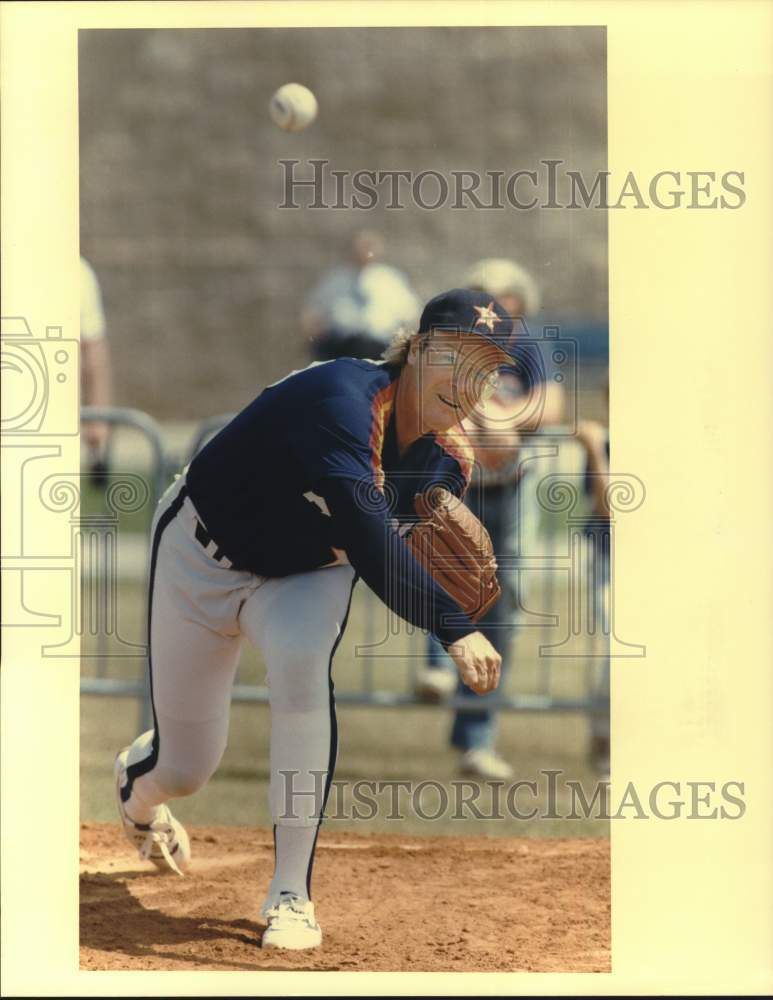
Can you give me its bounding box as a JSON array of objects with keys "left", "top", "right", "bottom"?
[{"left": 269, "top": 83, "right": 318, "bottom": 132}]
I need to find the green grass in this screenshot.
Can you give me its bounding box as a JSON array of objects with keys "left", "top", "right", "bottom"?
[
  {"left": 82, "top": 695, "right": 606, "bottom": 838},
  {"left": 79, "top": 444, "right": 607, "bottom": 839},
  {"left": 81, "top": 576, "right": 610, "bottom": 839}
]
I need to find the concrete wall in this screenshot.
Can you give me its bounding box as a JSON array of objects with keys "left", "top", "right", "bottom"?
[{"left": 79, "top": 27, "right": 607, "bottom": 418}]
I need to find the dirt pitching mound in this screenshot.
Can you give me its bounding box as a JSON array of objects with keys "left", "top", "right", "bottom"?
[{"left": 80, "top": 823, "right": 610, "bottom": 972}]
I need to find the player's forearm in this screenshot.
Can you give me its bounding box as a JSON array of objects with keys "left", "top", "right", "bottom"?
[{"left": 319, "top": 476, "right": 476, "bottom": 647}]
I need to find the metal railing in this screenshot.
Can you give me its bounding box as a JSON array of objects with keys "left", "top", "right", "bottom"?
[{"left": 80, "top": 408, "right": 616, "bottom": 737}]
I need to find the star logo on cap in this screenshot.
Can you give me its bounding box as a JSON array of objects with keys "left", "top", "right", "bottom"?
[{"left": 472, "top": 302, "right": 499, "bottom": 333}]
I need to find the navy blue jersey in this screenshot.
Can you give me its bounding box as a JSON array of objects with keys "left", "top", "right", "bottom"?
[{"left": 186, "top": 358, "right": 478, "bottom": 646}]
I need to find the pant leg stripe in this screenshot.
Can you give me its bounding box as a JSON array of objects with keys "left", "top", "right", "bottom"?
[
  {"left": 122, "top": 485, "right": 189, "bottom": 802},
  {"left": 305, "top": 573, "right": 358, "bottom": 899}
]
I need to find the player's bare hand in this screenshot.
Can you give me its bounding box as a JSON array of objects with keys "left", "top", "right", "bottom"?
[{"left": 446, "top": 631, "right": 501, "bottom": 695}]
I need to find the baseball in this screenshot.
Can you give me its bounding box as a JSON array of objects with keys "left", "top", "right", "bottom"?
[{"left": 269, "top": 83, "right": 318, "bottom": 132}]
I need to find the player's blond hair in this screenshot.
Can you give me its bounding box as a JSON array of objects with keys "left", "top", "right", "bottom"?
[{"left": 382, "top": 327, "right": 426, "bottom": 366}]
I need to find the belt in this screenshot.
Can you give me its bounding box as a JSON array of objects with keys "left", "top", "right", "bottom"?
[{"left": 178, "top": 484, "right": 233, "bottom": 568}]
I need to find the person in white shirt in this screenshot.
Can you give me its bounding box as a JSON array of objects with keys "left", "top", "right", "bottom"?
[{"left": 302, "top": 230, "right": 422, "bottom": 361}]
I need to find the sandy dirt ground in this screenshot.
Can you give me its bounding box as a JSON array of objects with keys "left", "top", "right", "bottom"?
[{"left": 80, "top": 823, "right": 610, "bottom": 973}]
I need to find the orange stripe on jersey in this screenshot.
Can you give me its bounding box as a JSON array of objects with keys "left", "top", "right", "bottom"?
[
  {"left": 368, "top": 381, "right": 397, "bottom": 492},
  {"left": 435, "top": 424, "right": 475, "bottom": 496}
]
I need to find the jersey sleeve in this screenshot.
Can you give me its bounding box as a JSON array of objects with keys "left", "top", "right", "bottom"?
[
  {"left": 293, "top": 392, "right": 477, "bottom": 646},
  {"left": 288, "top": 393, "right": 380, "bottom": 484},
  {"left": 316, "top": 474, "right": 477, "bottom": 648}
]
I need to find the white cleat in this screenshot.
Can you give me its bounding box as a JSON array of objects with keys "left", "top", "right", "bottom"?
[
  {"left": 261, "top": 892, "right": 322, "bottom": 950},
  {"left": 414, "top": 666, "right": 457, "bottom": 702},
  {"left": 459, "top": 747, "right": 515, "bottom": 781},
  {"left": 113, "top": 747, "right": 191, "bottom": 876}
]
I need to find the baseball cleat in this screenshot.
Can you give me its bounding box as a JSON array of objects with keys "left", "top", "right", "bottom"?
[
  {"left": 459, "top": 747, "right": 515, "bottom": 781},
  {"left": 113, "top": 747, "right": 191, "bottom": 876},
  {"left": 261, "top": 892, "right": 322, "bottom": 950},
  {"left": 413, "top": 666, "right": 457, "bottom": 702}
]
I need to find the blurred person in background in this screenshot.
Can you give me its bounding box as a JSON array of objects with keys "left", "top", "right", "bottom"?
[
  {"left": 414, "top": 258, "right": 565, "bottom": 781},
  {"left": 80, "top": 255, "right": 113, "bottom": 482},
  {"left": 577, "top": 410, "right": 611, "bottom": 778},
  {"left": 301, "top": 229, "right": 421, "bottom": 362}
]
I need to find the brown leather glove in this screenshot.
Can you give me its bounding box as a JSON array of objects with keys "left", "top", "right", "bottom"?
[{"left": 406, "top": 487, "right": 501, "bottom": 623}]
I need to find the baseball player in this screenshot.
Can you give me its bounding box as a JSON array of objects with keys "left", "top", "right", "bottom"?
[{"left": 114, "top": 289, "right": 519, "bottom": 951}]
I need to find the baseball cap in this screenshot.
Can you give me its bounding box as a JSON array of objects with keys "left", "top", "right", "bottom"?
[{"left": 418, "top": 288, "right": 517, "bottom": 361}]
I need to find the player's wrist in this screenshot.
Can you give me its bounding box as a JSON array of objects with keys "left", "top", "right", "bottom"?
[{"left": 438, "top": 625, "right": 478, "bottom": 650}]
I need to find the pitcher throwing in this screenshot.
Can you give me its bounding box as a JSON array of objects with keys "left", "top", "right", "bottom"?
[{"left": 114, "top": 289, "right": 518, "bottom": 950}]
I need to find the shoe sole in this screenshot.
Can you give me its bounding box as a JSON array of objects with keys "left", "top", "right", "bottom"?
[
  {"left": 113, "top": 746, "right": 131, "bottom": 822},
  {"left": 262, "top": 930, "right": 322, "bottom": 950}
]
